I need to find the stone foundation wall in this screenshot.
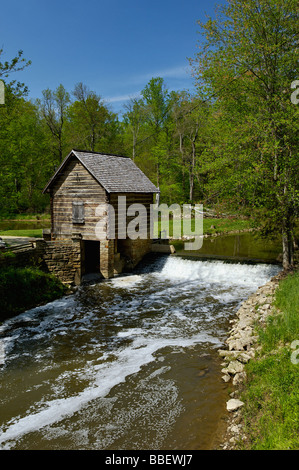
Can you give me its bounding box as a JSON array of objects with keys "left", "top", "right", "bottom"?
[
  {"left": 131, "top": 238, "right": 152, "bottom": 267},
  {"left": 36, "top": 238, "right": 82, "bottom": 285},
  {"left": 117, "top": 238, "right": 152, "bottom": 271},
  {"left": 100, "top": 240, "right": 114, "bottom": 279}
]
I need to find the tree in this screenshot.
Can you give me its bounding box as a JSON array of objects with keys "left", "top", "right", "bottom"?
[
  {"left": 0, "top": 48, "right": 31, "bottom": 101},
  {"left": 141, "top": 77, "right": 171, "bottom": 187},
  {"left": 0, "top": 48, "right": 31, "bottom": 79},
  {"left": 0, "top": 86, "right": 52, "bottom": 214},
  {"left": 123, "top": 97, "right": 146, "bottom": 161},
  {"left": 38, "top": 84, "right": 70, "bottom": 163},
  {"left": 172, "top": 92, "right": 210, "bottom": 202},
  {"left": 192, "top": 0, "right": 299, "bottom": 268},
  {"left": 68, "top": 82, "right": 122, "bottom": 153}
]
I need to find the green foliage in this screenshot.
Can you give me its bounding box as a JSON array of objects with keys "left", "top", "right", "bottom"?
[
  {"left": 242, "top": 347, "right": 299, "bottom": 450},
  {"left": 67, "top": 82, "right": 123, "bottom": 154},
  {"left": 0, "top": 266, "right": 67, "bottom": 321},
  {"left": 0, "top": 48, "right": 31, "bottom": 79},
  {"left": 258, "top": 271, "right": 299, "bottom": 350},
  {"left": 191, "top": 0, "right": 299, "bottom": 267},
  {"left": 0, "top": 250, "right": 16, "bottom": 260},
  {"left": 0, "top": 87, "right": 52, "bottom": 215}
]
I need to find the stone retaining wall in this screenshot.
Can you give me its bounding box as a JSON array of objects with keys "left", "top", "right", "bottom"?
[
  {"left": 35, "top": 238, "right": 82, "bottom": 285},
  {"left": 117, "top": 238, "right": 152, "bottom": 271}
]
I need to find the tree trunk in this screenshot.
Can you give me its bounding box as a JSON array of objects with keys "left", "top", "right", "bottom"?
[
  {"left": 282, "top": 229, "right": 293, "bottom": 269},
  {"left": 189, "top": 168, "right": 194, "bottom": 202},
  {"left": 132, "top": 133, "right": 136, "bottom": 162},
  {"left": 189, "top": 140, "right": 196, "bottom": 202}
]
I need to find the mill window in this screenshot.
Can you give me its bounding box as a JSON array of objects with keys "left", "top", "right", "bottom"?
[{"left": 72, "top": 200, "right": 85, "bottom": 224}]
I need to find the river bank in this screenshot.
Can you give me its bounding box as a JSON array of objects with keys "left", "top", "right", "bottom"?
[{"left": 217, "top": 266, "right": 299, "bottom": 450}]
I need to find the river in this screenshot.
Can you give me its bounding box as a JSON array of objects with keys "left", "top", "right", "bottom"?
[{"left": 0, "top": 253, "right": 281, "bottom": 450}]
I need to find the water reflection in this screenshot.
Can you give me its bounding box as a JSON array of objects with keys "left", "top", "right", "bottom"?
[{"left": 174, "top": 232, "right": 281, "bottom": 263}]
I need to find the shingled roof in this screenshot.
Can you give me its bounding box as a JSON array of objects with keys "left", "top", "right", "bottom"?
[{"left": 43, "top": 149, "right": 159, "bottom": 194}]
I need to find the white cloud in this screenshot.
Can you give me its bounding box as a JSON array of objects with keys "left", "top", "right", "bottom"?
[
  {"left": 103, "top": 64, "right": 193, "bottom": 108},
  {"left": 133, "top": 64, "right": 192, "bottom": 84},
  {"left": 105, "top": 91, "right": 141, "bottom": 104}
]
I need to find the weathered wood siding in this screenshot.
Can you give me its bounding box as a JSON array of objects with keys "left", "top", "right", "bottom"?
[
  {"left": 109, "top": 192, "right": 154, "bottom": 240},
  {"left": 51, "top": 156, "right": 108, "bottom": 240},
  {"left": 110, "top": 193, "right": 154, "bottom": 268}
]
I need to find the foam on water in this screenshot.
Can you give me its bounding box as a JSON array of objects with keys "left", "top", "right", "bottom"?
[
  {"left": 110, "top": 274, "right": 144, "bottom": 289},
  {"left": 156, "top": 257, "right": 276, "bottom": 286},
  {"left": 0, "top": 330, "right": 220, "bottom": 447}
]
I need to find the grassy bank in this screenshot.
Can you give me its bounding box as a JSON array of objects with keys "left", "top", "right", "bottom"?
[
  {"left": 0, "top": 229, "right": 43, "bottom": 238},
  {"left": 0, "top": 267, "right": 68, "bottom": 322},
  {"left": 157, "top": 216, "right": 252, "bottom": 238},
  {"left": 240, "top": 270, "right": 299, "bottom": 450}
]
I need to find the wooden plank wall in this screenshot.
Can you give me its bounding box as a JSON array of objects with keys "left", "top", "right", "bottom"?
[
  {"left": 109, "top": 193, "right": 154, "bottom": 240},
  {"left": 51, "top": 156, "right": 108, "bottom": 240}
]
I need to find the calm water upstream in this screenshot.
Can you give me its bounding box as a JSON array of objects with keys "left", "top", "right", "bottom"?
[{"left": 0, "top": 255, "right": 280, "bottom": 450}]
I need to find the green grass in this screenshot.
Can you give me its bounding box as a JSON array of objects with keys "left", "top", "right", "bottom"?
[
  {"left": 202, "top": 217, "right": 251, "bottom": 235},
  {"left": 258, "top": 271, "right": 299, "bottom": 352},
  {"left": 240, "top": 271, "right": 299, "bottom": 450},
  {"left": 156, "top": 217, "right": 252, "bottom": 238},
  {"left": 0, "top": 229, "right": 43, "bottom": 238}
]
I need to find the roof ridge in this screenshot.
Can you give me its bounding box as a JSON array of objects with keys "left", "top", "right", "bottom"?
[
  {"left": 72, "top": 149, "right": 130, "bottom": 158},
  {"left": 43, "top": 149, "right": 159, "bottom": 194}
]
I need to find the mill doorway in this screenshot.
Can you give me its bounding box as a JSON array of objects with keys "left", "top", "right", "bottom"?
[{"left": 83, "top": 240, "right": 101, "bottom": 274}]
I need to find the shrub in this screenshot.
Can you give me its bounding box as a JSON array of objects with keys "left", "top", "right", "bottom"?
[{"left": 0, "top": 267, "right": 67, "bottom": 321}]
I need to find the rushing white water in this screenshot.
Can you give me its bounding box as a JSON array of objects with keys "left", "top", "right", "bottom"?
[{"left": 0, "top": 256, "right": 280, "bottom": 450}]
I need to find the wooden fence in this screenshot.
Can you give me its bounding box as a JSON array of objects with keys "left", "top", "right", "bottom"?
[{"left": 2, "top": 242, "right": 35, "bottom": 253}]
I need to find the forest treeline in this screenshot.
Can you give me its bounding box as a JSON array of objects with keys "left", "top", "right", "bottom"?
[
  {"left": 0, "top": 77, "right": 212, "bottom": 214},
  {"left": 0, "top": 0, "right": 298, "bottom": 268}
]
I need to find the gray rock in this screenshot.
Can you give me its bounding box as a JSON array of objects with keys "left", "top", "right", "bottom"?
[
  {"left": 222, "top": 374, "right": 231, "bottom": 383},
  {"left": 226, "top": 399, "right": 245, "bottom": 412},
  {"left": 226, "top": 360, "right": 244, "bottom": 375},
  {"left": 232, "top": 371, "right": 247, "bottom": 385}
]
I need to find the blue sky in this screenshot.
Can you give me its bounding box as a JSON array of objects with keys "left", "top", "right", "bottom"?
[{"left": 0, "top": 0, "right": 221, "bottom": 116}]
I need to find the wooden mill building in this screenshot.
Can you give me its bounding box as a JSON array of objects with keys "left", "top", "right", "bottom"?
[{"left": 42, "top": 149, "right": 159, "bottom": 284}]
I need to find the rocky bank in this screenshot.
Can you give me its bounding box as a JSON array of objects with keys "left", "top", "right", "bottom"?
[{"left": 216, "top": 268, "right": 289, "bottom": 450}]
